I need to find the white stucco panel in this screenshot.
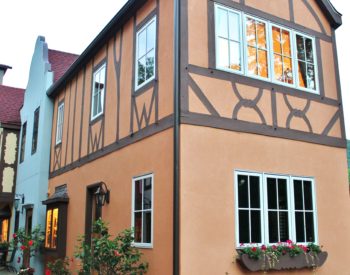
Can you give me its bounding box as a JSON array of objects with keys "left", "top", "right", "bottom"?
[
  {"left": 4, "top": 132, "right": 17, "bottom": 165},
  {"left": 2, "top": 167, "right": 14, "bottom": 192},
  {"left": 0, "top": 128, "right": 3, "bottom": 160}
]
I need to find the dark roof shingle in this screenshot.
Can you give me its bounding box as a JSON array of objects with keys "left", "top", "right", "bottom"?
[
  {"left": 0, "top": 85, "right": 24, "bottom": 126},
  {"left": 48, "top": 49, "right": 79, "bottom": 83}
]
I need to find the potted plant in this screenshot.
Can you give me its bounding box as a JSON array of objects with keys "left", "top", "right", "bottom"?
[
  {"left": 11, "top": 226, "right": 44, "bottom": 275},
  {"left": 236, "top": 240, "right": 328, "bottom": 272}
]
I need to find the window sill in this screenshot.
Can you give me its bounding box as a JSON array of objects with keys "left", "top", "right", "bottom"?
[
  {"left": 134, "top": 78, "right": 157, "bottom": 96},
  {"left": 132, "top": 243, "right": 153, "bottom": 249},
  {"left": 90, "top": 113, "right": 104, "bottom": 125},
  {"left": 237, "top": 251, "right": 328, "bottom": 272}
]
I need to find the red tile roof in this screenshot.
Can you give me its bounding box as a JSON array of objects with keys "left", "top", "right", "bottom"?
[
  {"left": 48, "top": 49, "right": 79, "bottom": 83},
  {"left": 0, "top": 85, "right": 24, "bottom": 126}
]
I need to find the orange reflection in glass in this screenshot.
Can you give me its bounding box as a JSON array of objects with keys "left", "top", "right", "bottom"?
[
  {"left": 1, "top": 219, "right": 9, "bottom": 242},
  {"left": 52, "top": 208, "right": 59, "bottom": 249},
  {"left": 246, "top": 18, "right": 256, "bottom": 46},
  {"left": 247, "top": 46, "right": 257, "bottom": 75},
  {"left": 45, "top": 209, "right": 52, "bottom": 248},
  {"left": 258, "top": 50, "right": 268, "bottom": 78}
]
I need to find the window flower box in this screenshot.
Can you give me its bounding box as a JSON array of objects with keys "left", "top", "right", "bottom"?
[{"left": 236, "top": 241, "right": 327, "bottom": 272}]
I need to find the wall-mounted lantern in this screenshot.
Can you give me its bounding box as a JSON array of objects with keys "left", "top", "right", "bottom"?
[{"left": 94, "top": 182, "right": 110, "bottom": 207}]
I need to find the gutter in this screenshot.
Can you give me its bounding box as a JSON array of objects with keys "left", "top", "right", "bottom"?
[
  {"left": 46, "top": 0, "right": 147, "bottom": 98},
  {"left": 173, "top": 0, "right": 180, "bottom": 274}
]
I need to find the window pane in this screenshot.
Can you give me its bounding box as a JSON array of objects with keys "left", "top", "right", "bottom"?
[
  {"left": 251, "top": 210, "right": 261, "bottom": 243},
  {"left": 246, "top": 18, "right": 256, "bottom": 46},
  {"left": 137, "top": 57, "right": 146, "bottom": 85},
  {"left": 143, "top": 177, "right": 152, "bottom": 210},
  {"left": 278, "top": 179, "right": 288, "bottom": 210},
  {"left": 268, "top": 211, "right": 278, "bottom": 243},
  {"left": 228, "top": 12, "right": 240, "bottom": 41},
  {"left": 52, "top": 208, "right": 59, "bottom": 249},
  {"left": 134, "top": 212, "right": 142, "bottom": 243},
  {"left": 146, "top": 50, "right": 155, "bottom": 80},
  {"left": 305, "top": 38, "right": 314, "bottom": 63},
  {"left": 298, "top": 61, "right": 307, "bottom": 88},
  {"left": 229, "top": 41, "right": 241, "bottom": 71},
  {"left": 250, "top": 176, "right": 260, "bottom": 208},
  {"left": 256, "top": 21, "right": 266, "bottom": 49},
  {"left": 138, "top": 30, "right": 146, "bottom": 58},
  {"left": 239, "top": 210, "right": 249, "bottom": 243},
  {"left": 272, "top": 26, "right": 281, "bottom": 54},
  {"left": 296, "top": 35, "right": 305, "bottom": 60},
  {"left": 294, "top": 180, "right": 303, "bottom": 210},
  {"left": 267, "top": 177, "right": 277, "bottom": 209},
  {"left": 303, "top": 181, "right": 313, "bottom": 210},
  {"left": 217, "top": 38, "right": 229, "bottom": 69},
  {"left": 305, "top": 212, "right": 315, "bottom": 242},
  {"left": 45, "top": 210, "right": 52, "bottom": 248},
  {"left": 238, "top": 175, "right": 248, "bottom": 208},
  {"left": 258, "top": 50, "right": 268, "bottom": 78},
  {"left": 134, "top": 180, "right": 143, "bottom": 210},
  {"left": 247, "top": 46, "right": 257, "bottom": 75},
  {"left": 282, "top": 29, "right": 291, "bottom": 57},
  {"left": 143, "top": 211, "right": 152, "bottom": 243},
  {"left": 279, "top": 212, "right": 289, "bottom": 242},
  {"left": 306, "top": 64, "right": 316, "bottom": 90},
  {"left": 274, "top": 54, "right": 283, "bottom": 82},
  {"left": 146, "top": 21, "right": 156, "bottom": 51},
  {"left": 283, "top": 57, "right": 294, "bottom": 84},
  {"left": 295, "top": 212, "right": 305, "bottom": 242},
  {"left": 217, "top": 8, "right": 228, "bottom": 38}
]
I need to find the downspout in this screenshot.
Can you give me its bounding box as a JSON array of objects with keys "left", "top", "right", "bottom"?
[{"left": 173, "top": 0, "right": 180, "bottom": 274}]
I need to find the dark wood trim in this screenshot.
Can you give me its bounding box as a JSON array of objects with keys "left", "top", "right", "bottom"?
[
  {"left": 271, "top": 88, "right": 278, "bottom": 129},
  {"left": 0, "top": 123, "right": 21, "bottom": 130},
  {"left": 50, "top": 115, "right": 174, "bottom": 178},
  {"left": 188, "top": 64, "right": 339, "bottom": 106},
  {"left": 181, "top": 112, "right": 347, "bottom": 148},
  {"left": 130, "top": 16, "right": 137, "bottom": 134},
  {"left": 88, "top": 58, "right": 95, "bottom": 156},
  {"left": 207, "top": 0, "right": 215, "bottom": 69},
  {"left": 64, "top": 82, "right": 72, "bottom": 167},
  {"left": 79, "top": 66, "right": 87, "bottom": 160},
  {"left": 136, "top": 8, "right": 158, "bottom": 31},
  {"left": 210, "top": 0, "right": 332, "bottom": 42},
  {"left": 71, "top": 76, "right": 78, "bottom": 163},
  {"left": 84, "top": 183, "right": 102, "bottom": 244},
  {"left": 180, "top": 0, "right": 189, "bottom": 113},
  {"left": 331, "top": 29, "right": 346, "bottom": 139},
  {"left": 0, "top": 129, "right": 7, "bottom": 193},
  {"left": 288, "top": 0, "right": 294, "bottom": 22},
  {"left": 133, "top": 80, "right": 157, "bottom": 96},
  {"left": 315, "top": 38, "right": 325, "bottom": 98},
  {"left": 322, "top": 109, "right": 340, "bottom": 136},
  {"left": 302, "top": 0, "right": 327, "bottom": 35}
]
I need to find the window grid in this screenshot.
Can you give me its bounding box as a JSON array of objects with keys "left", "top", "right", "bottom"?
[
  {"left": 20, "top": 122, "right": 27, "bottom": 163},
  {"left": 91, "top": 64, "right": 106, "bottom": 120},
  {"left": 235, "top": 171, "right": 317, "bottom": 247},
  {"left": 214, "top": 4, "right": 319, "bottom": 94},
  {"left": 56, "top": 103, "right": 64, "bottom": 145},
  {"left": 31, "top": 107, "right": 40, "bottom": 154}
]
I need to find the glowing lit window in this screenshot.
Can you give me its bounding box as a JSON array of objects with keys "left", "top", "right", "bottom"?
[
  {"left": 45, "top": 208, "right": 59, "bottom": 249},
  {"left": 1, "top": 219, "right": 9, "bottom": 242}
]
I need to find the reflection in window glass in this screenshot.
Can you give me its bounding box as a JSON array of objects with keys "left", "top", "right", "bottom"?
[
  {"left": 246, "top": 17, "right": 268, "bottom": 78},
  {"left": 133, "top": 175, "right": 153, "bottom": 245},
  {"left": 296, "top": 35, "right": 316, "bottom": 90},
  {"left": 45, "top": 208, "right": 59, "bottom": 249},
  {"left": 56, "top": 103, "right": 64, "bottom": 145},
  {"left": 215, "top": 6, "right": 242, "bottom": 71},
  {"left": 91, "top": 64, "right": 106, "bottom": 119},
  {"left": 1, "top": 219, "right": 9, "bottom": 242},
  {"left": 136, "top": 17, "right": 156, "bottom": 89}
]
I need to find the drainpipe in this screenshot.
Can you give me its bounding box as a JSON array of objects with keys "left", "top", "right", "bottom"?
[{"left": 173, "top": 0, "right": 180, "bottom": 274}]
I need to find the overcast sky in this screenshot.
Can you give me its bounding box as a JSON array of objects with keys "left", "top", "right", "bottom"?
[{"left": 0, "top": 0, "right": 349, "bottom": 137}]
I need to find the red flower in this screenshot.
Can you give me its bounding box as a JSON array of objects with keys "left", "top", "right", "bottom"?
[
  {"left": 20, "top": 245, "right": 26, "bottom": 251},
  {"left": 28, "top": 240, "right": 34, "bottom": 246},
  {"left": 17, "top": 257, "right": 21, "bottom": 263},
  {"left": 251, "top": 247, "right": 257, "bottom": 252},
  {"left": 45, "top": 270, "right": 51, "bottom": 275},
  {"left": 70, "top": 258, "right": 74, "bottom": 262},
  {"left": 13, "top": 233, "right": 17, "bottom": 238},
  {"left": 272, "top": 245, "right": 277, "bottom": 250},
  {"left": 286, "top": 240, "right": 292, "bottom": 245},
  {"left": 261, "top": 245, "right": 267, "bottom": 251},
  {"left": 113, "top": 250, "right": 121, "bottom": 257}
]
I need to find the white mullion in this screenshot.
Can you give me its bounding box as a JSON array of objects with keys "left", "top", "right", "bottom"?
[
  {"left": 247, "top": 175, "right": 252, "bottom": 243},
  {"left": 226, "top": 10, "right": 232, "bottom": 70},
  {"left": 141, "top": 179, "right": 144, "bottom": 243},
  {"left": 301, "top": 180, "right": 307, "bottom": 242},
  {"left": 276, "top": 180, "right": 280, "bottom": 242}
]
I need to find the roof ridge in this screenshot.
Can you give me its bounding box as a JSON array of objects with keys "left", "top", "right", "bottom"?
[{"left": 48, "top": 48, "right": 79, "bottom": 57}]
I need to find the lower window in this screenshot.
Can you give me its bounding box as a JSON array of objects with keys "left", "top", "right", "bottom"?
[
  {"left": 45, "top": 207, "right": 59, "bottom": 249},
  {"left": 132, "top": 174, "right": 153, "bottom": 248},
  {"left": 235, "top": 171, "right": 317, "bottom": 246}
]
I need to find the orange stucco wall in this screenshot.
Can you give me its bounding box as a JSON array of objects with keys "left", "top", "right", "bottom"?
[
  {"left": 50, "top": 0, "right": 174, "bottom": 173},
  {"left": 49, "top": 129, "right": 173, "bottom": 275},
  {"left": 180, "top": 124, "right": 350, "bottom": 274}
]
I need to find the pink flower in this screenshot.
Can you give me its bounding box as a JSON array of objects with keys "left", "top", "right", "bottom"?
[
  {"left": 272, "top": 245, "right": 277, "bottom": 250},
  {"left": 113, "top": 250, "right": 121, "bottom": 257},
  {"left": 20, "top": 245, "right": 26, "bottom": 251},
  {"left": 261, "top": 245, "right": 267, "bottom": 251},
  {"left": 28, "top": 240, "right": 34, "bottom": 246},
  {"left": 13, "top": 233, "right": 17, "bottom": 238},
  {"left": 17, "top": 257, "right": 21, "bottom": 263},
  {"left": 286, "top": 240, "right": 293, "bottom": 245},
  {"left": 251, "top": 247, "right": 257, "bottom": 252}
]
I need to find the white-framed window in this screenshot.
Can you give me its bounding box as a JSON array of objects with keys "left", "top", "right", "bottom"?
[
  {"left": 135, "top": 16, "right": 157, "bottom": 91},
  {"left": 91, "top": 63, "right": 106, "bottom": 120},
  {"left": 132, "top": 174, "right": 153, "bottom": 248},
  {"left": 235, "top": 171, "right": 317, "bottom": 247},
  {"left": 55, "top": 102, "right": 64, "bottom": 145},
  {"left": 214, "top": 4, "right": 319, "bottom": 94}
]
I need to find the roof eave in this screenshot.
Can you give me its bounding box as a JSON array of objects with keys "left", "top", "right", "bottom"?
[
  {"left": 317, "top": 0, "right": 342, "bottom": 29},
  {"left": 47, "top": 0, "right": 147, "bottom": 98}
]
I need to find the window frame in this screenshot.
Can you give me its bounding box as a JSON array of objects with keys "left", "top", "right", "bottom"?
[
  {"left": 134, "top": 16, "right": 157, "bottom": 91},
  {"left": 31, "top": 107, "right": 40, "bottom": 155},
  {"left": 55, "top": 102, "right": 64, "bottom": 145},
  {"left": 90, "top": 63, "right": 107, "bottom": 121},
  {"left": 214, "top": 4, "right": 319, "bottom": 95},
  {"left": 234, "top": 170, "right": 318, "bottom": 247},
  {"left": 44, "top": 206, "right": 59, "bottom": 250},
  {"left": 131, "top": 173, "right": 154, "bottom": 249},
  {"left": 19, "top": 122, "right": 27, "bottom": 163}
]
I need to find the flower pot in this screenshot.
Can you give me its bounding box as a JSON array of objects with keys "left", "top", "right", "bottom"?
[{"left": 238, "top": 252, "right": 328, "bottom": 271}]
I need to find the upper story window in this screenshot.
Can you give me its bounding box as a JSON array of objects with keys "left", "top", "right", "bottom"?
[
  {"left": 215, "top": 4, "right": 318, "bottom": 94},
  {"left": 235, "top": 171, "right": 317, "bottom": 246},
  {"left": 31, "top": 107, "right": 40, "bottom": 155},
  {"left": 56, "top": 102, "right": 64, "bottom": 145},
  {"left": 20, "top": 122, "right": 27, "bottom": 163},
  {"left": 135, "top": 16, "right": 157, "bottom": 91},
  {"left": 91, "top": 64, "right": 106, "bottom": 120},
  {"left": 132, "top": 174, "right": 153, "bottom": 248}
]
